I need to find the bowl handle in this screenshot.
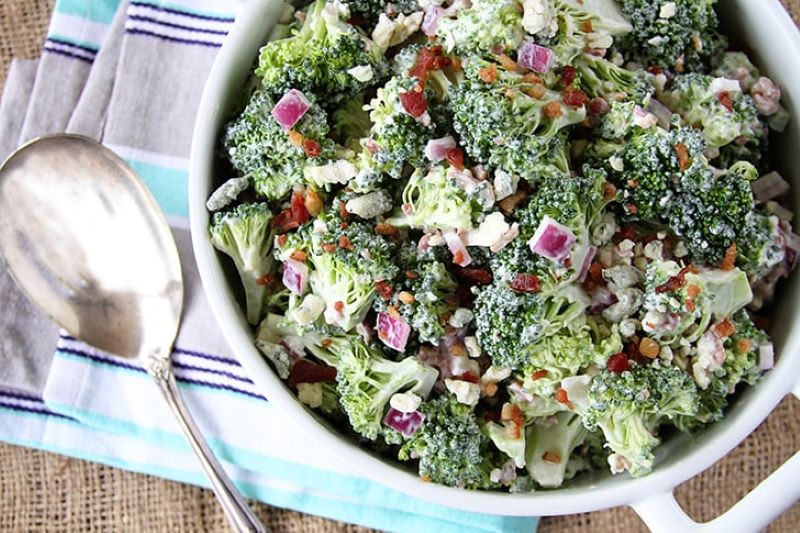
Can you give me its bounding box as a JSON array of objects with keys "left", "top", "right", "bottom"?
[{"left": 630, "top": 387, "right": 800, "bottom": 532}]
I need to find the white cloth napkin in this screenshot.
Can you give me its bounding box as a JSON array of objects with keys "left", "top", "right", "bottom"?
[{"left": 0, "top": 1, "right": 540, "bottom": 531}]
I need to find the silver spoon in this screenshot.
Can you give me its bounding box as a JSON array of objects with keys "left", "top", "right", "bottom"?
[{"left": 0, "top": 134, "right": 266, "bottom": 533}]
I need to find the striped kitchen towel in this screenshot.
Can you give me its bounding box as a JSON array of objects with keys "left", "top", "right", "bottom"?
[{"left": 0, "top": 1, "right": 540, "bottom": 531}]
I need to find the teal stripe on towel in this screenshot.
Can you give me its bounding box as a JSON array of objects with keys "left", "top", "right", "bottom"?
[
  {"left": 55, "top": 0, "right": 121, "bottom": 25},
  {"left": 125, "top": 159, "right": 189, "bottom": 218}
]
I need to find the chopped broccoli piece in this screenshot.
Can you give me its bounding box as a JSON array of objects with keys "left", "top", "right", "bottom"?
[
  {"left": 224, "top": 89, "right": 335, "bottom": 201},
  {"left": 575, "top": 55, "right": 654, "bottom": 104},
  {"left": 525, "top": 412, "right": 589, "bottom": 488},
  {"left": 437, "top": 0, "right": 524, "bottom": 55},
  {"left": 210, "top": 203, "right": 275, "bottom": 324},
  {"left": 256, "top": 0, "right": 388, "bottom": 103},
  {"left": 332, "top": 92, "right": 373, "bottom": 143}
]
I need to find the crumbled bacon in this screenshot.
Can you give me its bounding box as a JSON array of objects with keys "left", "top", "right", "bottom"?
[
  {"left": 721, "top": 243, "right": 737, "bottom": 271},
  {"left": 717, "top": 91, "right": 734, "bottom": 112},
  {"left": 561, "top": 66, "right": 577, "bottom": 86},
  {"left": 563, "top": 87, "right": 589, "bottom": 108},
  {"left": 532, "top": 369, "right": 549, "bottom": 380},
  {"left": 543, "top": 101, "right": 563, "bottom": 118},
  {"left": 655, "top": 265, "right": 699, "bottom": 293},
  {"left": 303, "top": 138, "right": 321, "bottom": 157},
  {"left": 444, "top": 146, "right": 465, "bottom": 170},
  {"left": 478, "top": 64, "right": 498, "bottom": 83},
  {"left": 375, "top": 280, "right": 394, "bottom": 300},
  {"left": 400, "top": 90, "right": 427, "bottom": 118},
  {"left": 675, "top": 143, "right": 690, "bottom": 171},
  {"left": 715, "top": 319, "right": 737, "bottom": 338},
  {"left": 555, "top": 388, "right": 574, "bottom": 410}
]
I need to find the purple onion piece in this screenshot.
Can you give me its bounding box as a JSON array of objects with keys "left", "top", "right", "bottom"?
[
  {"left": 271, "top": 89, "right": 311, "bottom": 131},
  {"left": 377, "top": 312, "right": 411, "bottom": 352},
  {"left": 528, "top": 216, "right": 576, "bottom": 262},
  {"left": 383, "top": 408, "right": 425, "bottom": 437},
  {"left": 282, "top": 258, "right": 308, "bottom": 296}
]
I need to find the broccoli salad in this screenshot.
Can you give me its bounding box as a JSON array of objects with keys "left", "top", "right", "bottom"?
[{"left": 207, "top": 0, "right": 799, "bottom": 490}]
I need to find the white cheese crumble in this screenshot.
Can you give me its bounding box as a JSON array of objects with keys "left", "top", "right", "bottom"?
[
  {"left": 521, "top": 0, "right": 558, "bottom": 36},
  {"left": 445, "top": 379, "right": 481, "bottom": 406},
  {"left": 307, "top": 159, "right": 357, "bottom": 186},
  {"left": 389, "top": 392, "right": 422, "bottom": 413},
  {"left": 345, "top": 191, "right": 393, "bottom": 219},
  {"left": 710, "top": 77, "right": 742, "bottom": 96},
  {"left": 481, "top": 366, "right": 512, "bottom": 384},
  {"left": 659, "top": 2, "right": 676, "bottom": 19},
  {"left": 347, "top": 65, "right": 374, "bottom": 83},
  {"left": 289, "top": 294, "right": 325, "bottom": 325},
  {"left": 297, "top": 382, "right": 323, "bottom": 409},
  {"left": 493, "top": 169, "right": 518, "bottom": 201},
  {"left": 255, "top": 340, "right": 291, "bottom": 379},
  {"left": 449, "top": 308, "right": 475, "bottom": 328},
  {"left": 465, "top": 336, "right": 482, "bottom": 358}
]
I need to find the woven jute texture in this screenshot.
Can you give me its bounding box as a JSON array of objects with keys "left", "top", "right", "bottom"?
[{"left": 1, "top": 1, "right": 799, "bottom": 531}]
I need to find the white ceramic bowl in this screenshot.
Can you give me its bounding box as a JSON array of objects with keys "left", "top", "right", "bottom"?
[{"left": 190, "top": 1, "right": 800, "bottom": 530}]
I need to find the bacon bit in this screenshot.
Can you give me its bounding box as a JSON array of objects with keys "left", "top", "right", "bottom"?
[
  {"left": 522, "top": 73, "right": 542, "bottom": 84},
  {"left": 409, "top": 46, "right": 436, "bottom": 86},
  {"left": 453, "top": 250, "right": 466, "bottom": 265},
  {"left": 607, "top": 353, "right": 630, "bottom": 373},
  {"left": 738, "top": 338, "right": 753, "bottom": 353},
  {"left": 543, "top": 101, "right": 563, "bottom": 118},
  {"left": 627, "top": 179, "right": 640, "bottom": 189},
  {"left": 505, "top": 423, "right": 522, "bottom": 439},
  {"left": 498, "top": 53, "right": 518, "bottom": 72},
  {"left": 420, "top": 474, "right": 431, "bottom": 482},
  {"left": 277, "top": 234, "right": 288, "bottom": 247},
  {"left": 321, "top": 338, "right": 332, "bottom": 348},
  {"left": 483, "top": 382, "right": 498, "bottom": 397},
  {"left": 686, "top": 284, "right": 701, "bottom": 299},
  {"left": 288, "top": 130, "right": 304, "bottom": 147},
  {"left": 588, "top": 262, "right": 605, "bottom": 285},
  {"left": 433, "top": 55, "right": 451, "bottom": 70},
  {"left": 721, "top": 243, "right": 737, "bottom": 271},
  {"left": 450, "top": 343, "right": 468, "bottom": 358},
  {"left": 656, "top": 266, "right": 696, "bottom": 294},
  {"left": 561, "top": 66, "right": 577, "bottom": 86},
  {"left": 510, "top": 273, "right": 541, "bottom": 293},
  {"left": 588, "top": 97, "right": 610, "bottom": 116},
  {"left": 581, "top": 19, "right": 593, "bottom": 33},
  {"left": 398, "top": 291, "right": 416, "bottom": 304},
  {"left": 255, "top": 274, "right": 275, "bottom": 287},
  {"left": 461, "top": 371, "right": 480, "bottom": 383},
  {"left": 375, "top": 280, "right": 393, "bottom": 300},
  {"left": 675, "top": 55, "right": 685, "bottom": 73},
  {"left": 287, "top": 359, "right": 337, "bottom": 388},
  {"left": 715, "top": 319, "right": 737, "bottom": 338},
  {"left": 685, "top": 300, "right": 696, "bottom": 313},
  {"left": 334, "top": 301, "right": 345, "bottom": 313},
  {"left": 303, "top": 138, "right": 321, "bottom": 158},
  {"left": 717, "top": 91, "right": 734, "bottom": 112},
  {"left": 478, "top": 64, "right": 498, "bottom": 83},
  {"left": 375, "top": 222, "right": 399, "bottom": 236},
  {"left": 626, "top": 203, "right": 639, "bottom": 215},
  {"left": 339, "top": 222, "right": 349, "bottom": 230},
  {"left": 458, "top": 267, "right": 493, "bottom": 285},
  {"left": 405, "top": 270, "right": 419, "bottom": 280},
  {"left": 675, "top": 143, "right": 690, "bottom": 171},
  {"left": 400, "top": 90, "right": 428, "bottom": 118},
  {"left": 305, "top": 188, "right": 323, "bottom": 216},
  {"left": 532, "top": 369, "right": 549, "bottom": 380},
  {"left": 387, "top": 305, "right": 401, "bottom": 318},
  {"left": 626, "top": 337, "right": 642, "bottom": 362},
  {"left": 499, "top": 190, "right": 528, "bottom": 213},
  {"left": 321, "top": 242, "right": 337, "bottom": 253},
  {"left": 500, "top": 403, "right": 524, "bottom": 431},
  {"left": 338, "top": 236, "right": 353, "bottom": 250},
  {"left": 339, "top": 201, "right": 350, "bottom": 220},
  {"left": 542, "top": 451, "right": 562, "bottom": 464},
  {"left": 639, "top": 338, "right": 660, "bottom": 359},
  {"left": 444, "top": 146, "right": 465, "bottom": 170},
  {"left": 272, "top": 209, "right": 300, "bottom": 233},
  {"left": 484, "top": 410, "right": 501, "bottom": 423},
  {"left": 617, "top": 225, "right": 637, "bottom": 241},
  {"left": 647, "top": 66, "right": 663, "bottom": 75},
  {"left": 523, "top": 83, "right": 548, "bottom": 100},
  {"left": 290, "top": 250, "right": 308, "bottom": 262},
  {"left": 555, "top": 388, "right": 574, "bottom": 410},
  {"left": 291, "top": 191, "right": 310, "bottom": 225},
  {"left": 563, "top": 87, "right": 589, "bottom": 108}
]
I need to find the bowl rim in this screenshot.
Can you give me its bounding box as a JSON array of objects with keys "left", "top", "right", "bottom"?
[{"left": 189, "top": 0, "right": 800, "bottom": 516}]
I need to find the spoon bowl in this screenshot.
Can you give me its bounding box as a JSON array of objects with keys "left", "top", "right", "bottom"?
[{"left": 0, "top": 134, "right": 265, "bottom": 533}]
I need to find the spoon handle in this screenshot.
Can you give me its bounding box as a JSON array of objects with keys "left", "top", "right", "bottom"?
[{"left": 149, "top": 358, "right": 267, "bottom": 533}]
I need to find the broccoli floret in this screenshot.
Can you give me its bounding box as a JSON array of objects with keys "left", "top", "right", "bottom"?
[
  {"left": 616, "top": 0, "right": 725, "bottom": 72},
  {"left": 314, "top": 336, "right": 437, "bottom": 440},
  {"left": 667, "top": 161, "right": 758, "bottom": 264},
  {"left": 366, "top": 76, "right": 439, "bottom": 179},
  {"left": 450, "top": 59, "right": 586, "bottom": 177},
  {"left": 385, "top": 166, "right": 487, "bottom": 230},
  {"left": 472, "top": 283, "right": 589, "bottom": 370},
  {"left": 736, "top": 212, "right": 786, "bottom": 276},
  {"left": 277, "top": 209, "right": 399, "bottom": 331},
  {"left": 399, "top": 395, "right": 502, "bottom": 489},
  {"left": 210, "top": 203, "right": 275, "bottom": 325},
  {"left": 436, "top": 0, "right": 524, "bottom": 55},
  {"left": 349, "top": 0, "right": 419, "bottom": 24},
  {"left": 659, "top": 74, "right": 766, "bottom": 149},
  {"left": 525, "top": 412, "right": 589, "bottom": 488},
  {"left": 256, "top": 0, "right": 388, "bottom": 103},
  {"left": 224, "top": 89, "right": 335, "bottom": 201},
  {"left": 575, "top": 55, "right": 654, "bottom": 104},
  {"left": 373, "top": 260, "right": 458, "bottom": 345},
  {"left": 583, "top": 364, "right": 699, "bottom": 477},
  {"left": 641, "top": 260, "right": 753, "bottom": 345},
  {"left": 492, "top": 165, "right": 608, "bottom": 290},
  {"left": 332, "top": 92, "right": 373, "bottom": 144}
]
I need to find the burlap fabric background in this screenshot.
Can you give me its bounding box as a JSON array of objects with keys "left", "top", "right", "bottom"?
[{"left": 0, "top": 1, "right": 799, "bottom": 531}]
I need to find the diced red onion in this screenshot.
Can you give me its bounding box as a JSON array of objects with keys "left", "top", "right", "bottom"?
[
  {"left": 528, "top": 216, "right": 576, "bottom": 262},
  {"left": 647, "top": 99, "right": 673, "bottom": 130},
  {"left": 422, "top": 6, "right": 443, "bottom": 36},
  {"left": 383, "top": 408, "right": 425, "bottom": 437},
  {"left": 443, "top": 0, "right": 469, "bottom": 16},
  {"left": 633, "top": 105, "right": 658, "bottom": 128},
  {"left": 443, "top": 231, "right": 472, "bottom": 266},
  {"left": 365, "top": 138, "right": 380, "bottom": 154},
  {"left": 271, "top": 89, "right": 311, "bottom": 131},
  {"left": 424, "top": 135, "right": 457, "bottom": 161},
  {"left": 752, "top": 171, "right": 790, "bottom": 203},
  {"left": 282, "top": 258, "right": 308, "bottom": 296},
  {"left": 759, "top": 343, "right": 775, "bottom": 370},
  {"left": 517, "top": 42, "right": 554, "bottom": 73},
  {"left": 508, "top": 382, "right": 533, "bottom": 403},
  {"left": 589, "top": 287, "right": 617, "bottom": 315},
  {"left": 578, "top": 246, "right": 598, "bottom": 283},
  {"left": 377, "top": 312, "right": 411, "bottom": 352},
  {"left": 710, "top": 77, "right": 742, "bottom": 95}
]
